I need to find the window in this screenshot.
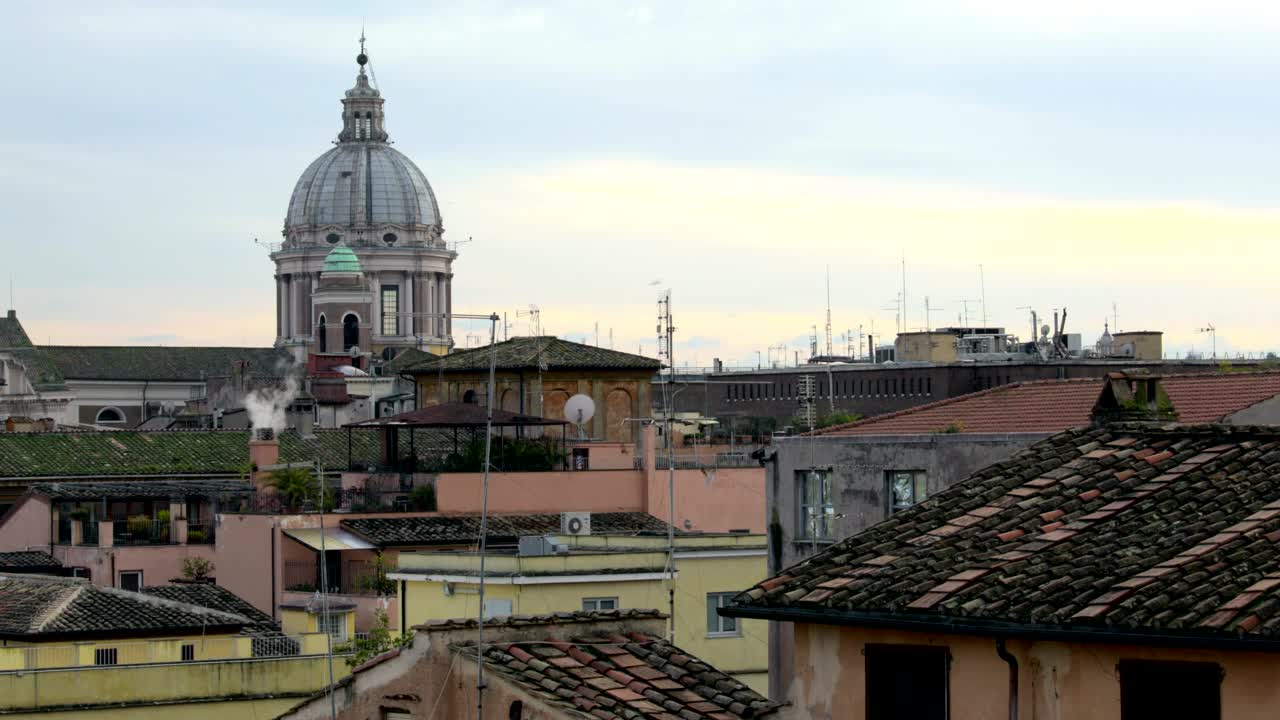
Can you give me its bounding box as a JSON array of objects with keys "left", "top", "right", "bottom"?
[
  {"left": 384, "top": 710, "right": 412, "bottom": 720},
  {"left": 383, "top": 232, "right": 398, "bottom": 245},
  {"left": 317, "top": 314, "right": 327, "bottom": 353},
  {"left": 866, "top": 644, "right": 948, "bottom": 719},
  {"left": 508, "top": 700, "right": 524, "bottom": 720},
  {"left": 381, "top": 347, "right": 399, "bottom": 362},
  {"left": 71, "top": 567, "right": 90, "bottom": 579},
  {"left": 706, "top": 592, "right": 739, "bottom": 636},
  {"left": 483, "top": 599, "right": 513, "bottom": 619},
  {"left": 343, "top": 314, "right": 359, "bottom": 351},
  {"left": 797, "top": 469, "right": 835, "bottom": 540},
  {"left": 95, "top": 407, "right": 125, "bottom": 424},
  {"left": 381, "top": 286, "right": 400, "bottom": 335},
  {"left": 887, "top": 470, "right": 928, "bottom": 513},
  {"left": 94, "top": 647, "right": 119, "bottom": 666},
  {"left": 326, "top": 233, "right": 341, "bottom": 244},
  {"left": 1120, "top": 660, "right": 1220, "bottom": 720},
  {"left": 118, "top": 570, "right": 142, "bottom": 592},
  {"left": 318, "top": 612, "right": 348, "bottom": 642},
  {"left": 181, "top": 644, "right": 195, "bottom": 662},
  {"left": 583, "top": 597, "right": 618, "bottom": 612}
]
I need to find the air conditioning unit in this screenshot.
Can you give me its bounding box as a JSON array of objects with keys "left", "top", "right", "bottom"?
[{"left": 561, "top": 512, "right": 591, "bottom": 536}]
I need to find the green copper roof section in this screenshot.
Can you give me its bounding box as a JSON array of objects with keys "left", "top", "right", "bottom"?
[{"left": 322, "top": 246, "right": 362, "bottom": 273}]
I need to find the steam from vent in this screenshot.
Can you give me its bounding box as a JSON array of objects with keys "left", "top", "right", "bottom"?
[{"left": 246, "top": 373, "right": 301, "bottom": 435}]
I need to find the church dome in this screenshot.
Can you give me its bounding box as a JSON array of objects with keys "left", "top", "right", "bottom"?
[
  {"left": 322, "top": 245, "right": 362, "bottom": 273},
  {"left": 282, "top": 50, "right": 442, "bottom": 242},
  {"left": 286, "top": 144, "right": 440, "bottom": 230}
]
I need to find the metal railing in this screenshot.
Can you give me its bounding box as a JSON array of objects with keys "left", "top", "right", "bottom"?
[
  {"left": 186, "top": 523, "right": 214, "bottom": 544},
  {"left": 635, "top": 452, "right": 761, "bottom": 470},
  {"left": 114, "top": 519, "right": 172, "bottom": 545}
]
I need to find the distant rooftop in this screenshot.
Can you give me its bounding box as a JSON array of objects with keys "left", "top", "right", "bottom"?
[
  {"left": 399, "top": 336, "right": 661, "bottom": 374},
  {"left": 808, "top": 370, "right": 1280, "bottom": 436}
]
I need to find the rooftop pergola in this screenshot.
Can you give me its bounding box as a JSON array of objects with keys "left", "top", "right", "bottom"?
[{"left": 342, "top": 402, "right": 570, "bottom": 473}]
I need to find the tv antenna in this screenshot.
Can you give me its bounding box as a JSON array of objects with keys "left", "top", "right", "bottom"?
[
  {"left": 517, "top": 304, "right": 541, "bottom": 336},
  {"left": 1197, "top": 324, "right": 1217, "bottom": 359},
  {"left": 824, "top": 265, "right": 833, "bottom": 357}
]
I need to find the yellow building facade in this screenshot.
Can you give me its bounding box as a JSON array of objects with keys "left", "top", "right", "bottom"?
[{"left": 388, "top": 533, "right": 769, "bottom": 692}]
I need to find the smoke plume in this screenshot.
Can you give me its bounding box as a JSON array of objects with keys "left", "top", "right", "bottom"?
[{"left": 246, "top": 372, "right": 301, "bottom": 435}]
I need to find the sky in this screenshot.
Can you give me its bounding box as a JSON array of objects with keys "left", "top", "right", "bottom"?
[{"left": 4, "top": 1, "right": 1278, "bottom": 367}]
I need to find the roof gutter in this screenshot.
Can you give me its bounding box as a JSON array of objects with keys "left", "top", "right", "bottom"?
[
  {"left": 720, "top": 604, "right": 1280, "bottom": 653},
  {"left": 995, "top": 638, "right": 1018, "bottom": 720}
]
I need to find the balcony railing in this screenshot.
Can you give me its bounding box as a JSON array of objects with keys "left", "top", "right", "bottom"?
[
  {"left": 114, "top": 519, "right": 172, "bottom": 545},
  {"left": 186, "top": 523, "right": 215, "bottom": 544}
]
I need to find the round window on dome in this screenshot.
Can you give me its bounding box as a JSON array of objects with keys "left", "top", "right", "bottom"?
[
  {"left": 326, "top": 233, "right": 341, "bottom": 244},
  {"left": 383, "top": 233, "right": 398, "bottom": 245}
]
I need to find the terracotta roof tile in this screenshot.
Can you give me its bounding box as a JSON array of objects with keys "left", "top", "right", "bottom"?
[{"left": 728, "top": 424, "right": 1280, "bottom": 645}]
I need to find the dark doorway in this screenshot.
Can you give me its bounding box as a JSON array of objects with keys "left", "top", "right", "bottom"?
[
  {"left": 322, "top": 550, "right": 342, "bottom": 593},
  {"left": 866, "top": 644, "right": 949, "bottom": 719},
  {"left": 318, "top": 315, "right": 327, "bottom": 352}
]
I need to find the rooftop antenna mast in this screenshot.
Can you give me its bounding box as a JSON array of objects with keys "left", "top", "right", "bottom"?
[
  {"left": 901, "top": 253, "right": 908, "bottom": 333},
  {"left": 1198, "top": 324, "right": 1217, "bottom": 359},
  {"left": 517, "top": 304, "right": 541, "bottom": 337},
  {"left": 475, "top": 313, "right": 501, "bottom": 720},
  {"left": 924, "top": 297, "right": 945, "bottom": 334},
  {"left": 979, "top": 264, "right": 987, "bottom": 327},
  {"left": 824, "top": 265, "right": 833, "bottom": 357},
  {"left": 655, "top": 290, "right": 678, "bottom": 640}
]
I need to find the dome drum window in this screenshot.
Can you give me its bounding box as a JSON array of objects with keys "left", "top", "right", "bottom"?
[
  {"left": 326, "top": 233, "right": 341, "bottom": 244},
  {"left": 383, "top": 233, "right": 397, "bottom": 245}
]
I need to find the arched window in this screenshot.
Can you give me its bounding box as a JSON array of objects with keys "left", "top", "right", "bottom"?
[
  {"left": 343, "top": 314, "right": 359, "bottom": 351},
  {"left": 317, "top": 315, "right": 327, "bottom": 353},
  {"left": 462, "top": 389, "right": 477, "bottom": 404},
  {"left": 381, "top": 347, "right": 399, "bottom": 362},
  {"left": 96, "top": 407, "right": 125, "bottom": 424},
  {"left": 508, "top": 700, "right": 524, "bottom": 719}
]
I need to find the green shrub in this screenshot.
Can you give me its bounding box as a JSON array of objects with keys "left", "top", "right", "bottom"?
[
  {"left": 186, "top": 529, "right": 206, "bottom": 543},
  {"left": 409, "top": 484, "right": 437, "bottom": 511},
  {"left": 181, "top": 556, "right": 215, "bottom": 581},
  {"left": 127, "top": 515, "right": 152, "bottom": 536}
]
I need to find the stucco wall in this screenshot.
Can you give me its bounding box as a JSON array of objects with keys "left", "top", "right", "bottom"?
[
  {"left": 771, "top": 433, "right": 1050, "bottom": 571},
  {"left": 645, "top": 466, "right": 766, "bottom": 534},
  {"left": 0, "top": 495, "right": 50, "bottom": 553},
  {"left": 784, "top": 623, "right": 1280, "bottom": 720},
  {"left": 435, "top": 470, "right": 648, "bottom": 514}
]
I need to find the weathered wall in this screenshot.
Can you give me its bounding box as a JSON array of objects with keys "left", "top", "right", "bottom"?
[
  {"left": 771, "top": 433, "right": 1049, "bottom": 570},
  {"left": 0, "top": 654, "right": 349, "bottom": 716},
  {"left": 52, "top": 543, "right": 215, "bottom": 589},
  {"left": 783, "top": 624, "right": 1280, "bottom": 720},
  {"left": 215, "top": 513, "right": 279, "bottom": 615}
]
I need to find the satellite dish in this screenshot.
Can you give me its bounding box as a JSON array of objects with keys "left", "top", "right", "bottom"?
[
  {"left": 564, "top": 394, "right": 595, "bottom": 437},
  {"left": 1040, "top": 324, "right": 1051, "bottom": 339}
]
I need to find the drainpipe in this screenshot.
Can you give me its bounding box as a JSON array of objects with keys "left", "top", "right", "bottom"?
[{"left": 995, "top": 638, "right": 1018, "bottom": 720}]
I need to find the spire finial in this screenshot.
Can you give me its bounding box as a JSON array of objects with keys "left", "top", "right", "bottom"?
[{"left": 357, "top": 21, "right": 368, "bottom": 69}]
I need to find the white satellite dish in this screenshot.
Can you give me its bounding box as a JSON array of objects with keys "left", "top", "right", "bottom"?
[{"left": 564, "top": 394, "right": 595, "bottom": 438}]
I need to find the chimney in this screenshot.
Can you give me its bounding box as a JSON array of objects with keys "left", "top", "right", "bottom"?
[
  {"left": 1091, "top": 371, "right": 1177, "bottom": 425},
  {"left": 249, "top": 428, "right": 280, "bottom": 489},
  {"left": 5, "top": 310, "right": 14, "bottom": 320}
]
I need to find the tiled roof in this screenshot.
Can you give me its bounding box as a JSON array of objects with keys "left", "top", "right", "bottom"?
[
  {"left": 0, "top": 313, "right": 65, "bottom": 391},
  {"left": 813, "top": 370, "right": 1280, "bottom": 436},
  {"left": 32, "top": 479, "right": 252, "bottom": 500},
  {"left": 0, "top": 428, "right": 371, "bottom": 478},
  {"left": 0, "top": 551, "right": 63, "bottom": 571},
  {"left": 0, "top": 574, "right": 249, "bottom": 639},
  {"left": 400, "top": 337, "right": 661, "bottom": 374},
  {"left": 342, "top": 512, "right": 672, "bottom": 546},
  {"left": 142, "top": 582, "right": 280, "bottom": 635},
  {"left": 346, "top": 401, "right": 566, "bottom": 428},
  {"left": 442, "top": 610, "right": 780, "bottom": 719},
  {"left": 729, "top": 424, "right": 1280, "bottom": 646},
  {"left": 39, "top": 345, "right": 294, "bottom": 382}
]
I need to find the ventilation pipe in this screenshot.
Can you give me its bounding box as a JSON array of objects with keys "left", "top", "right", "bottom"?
[{"left": 995, "top": 638, "right": 1018, "bottom": 720}]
